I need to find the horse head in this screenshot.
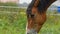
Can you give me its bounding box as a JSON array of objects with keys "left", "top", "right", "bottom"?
[{"left": 26, "top": 0, "right": 56, "bottom": 34}]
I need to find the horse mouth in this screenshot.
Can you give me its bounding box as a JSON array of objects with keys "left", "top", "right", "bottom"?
[{"left": 26, "top": 29, "right": 38, "bottom": 34}]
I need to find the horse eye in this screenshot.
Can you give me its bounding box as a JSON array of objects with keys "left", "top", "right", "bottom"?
[
  {"left": 31, "top": 14, "right": 35, "bottom": 18},
  {"left": 27, "top": 14, "right": 35, "bottom": 18}
]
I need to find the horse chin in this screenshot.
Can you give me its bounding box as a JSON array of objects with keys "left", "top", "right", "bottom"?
[{"left": 26, "top": 29, "right": 38, "bottom": 34}]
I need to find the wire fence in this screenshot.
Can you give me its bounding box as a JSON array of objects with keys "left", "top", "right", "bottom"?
[
  {"left": 0, "top": 6, "right": 20, "bottom": 8},
  {"left": 0, "top": 6, "right": 20, "bottom": 14},
  {"left": 0, "top": 6, "right": 60, "bottom": 15}
]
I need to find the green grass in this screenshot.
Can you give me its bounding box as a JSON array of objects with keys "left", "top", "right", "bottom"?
[
  {"left": 0, "top": 8, "right": 60, "bottom": 34},
  {"left": 39, "top": 15, "right": 60, "bottom": 34},
  {"left": 0, "top": 8, "right": 27, "bottom": 34}
]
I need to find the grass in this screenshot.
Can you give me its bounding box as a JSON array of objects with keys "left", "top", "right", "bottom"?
[
  {"left": 0, "top": 8, "right": 60, "bottom": 34},
  {"left": 0, "top": 8, "right": 26, "bottom": 34},
  {"left": 39, "top": 15, "right": 60, "bottom": 34}
]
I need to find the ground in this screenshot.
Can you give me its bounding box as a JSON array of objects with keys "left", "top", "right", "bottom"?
[{"left": 0, "top": 8, "right": 60, "bottom": 34}]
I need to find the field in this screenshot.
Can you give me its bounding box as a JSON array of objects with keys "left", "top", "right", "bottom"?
[{"left": 0, "top": 7, "right": 60, "bottom": 34}]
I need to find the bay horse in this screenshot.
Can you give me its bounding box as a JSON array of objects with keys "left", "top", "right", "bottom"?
[{"left": 26, "top": 0, "right": 56, "bottom": 34}]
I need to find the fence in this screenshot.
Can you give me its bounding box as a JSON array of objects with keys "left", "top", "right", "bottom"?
[
  {"left": 0, "top": 6, "right": 21, "bottom": 23},
  {"left": 0, "top": 6, "right": 20, "bottom": 14}
]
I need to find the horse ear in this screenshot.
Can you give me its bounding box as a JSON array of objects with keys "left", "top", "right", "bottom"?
[{"left": 33, "top": 0, "right": 40, "bottom": 7}]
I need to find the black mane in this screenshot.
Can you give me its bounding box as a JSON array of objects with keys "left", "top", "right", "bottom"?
[{"left": 38, "top": 0, "right": 50, "bottom": 12}]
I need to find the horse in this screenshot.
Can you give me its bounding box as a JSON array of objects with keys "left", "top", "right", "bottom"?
[{"left": 26, "top": 0, "right": 56, "bottom": 34}]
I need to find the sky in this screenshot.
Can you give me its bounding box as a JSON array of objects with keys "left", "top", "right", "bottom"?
[
  {"left": 53, "top": 0, "right": 60, "bottom": 6},
  {"left": 19, "top": 0, "right": 60, "bottom": 6},
  {"left": 20, "top": 0, "right": 32, "bottom": 4}
]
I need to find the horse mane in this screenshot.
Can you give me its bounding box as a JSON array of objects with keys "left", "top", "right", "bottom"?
[
  {"left": 38, "top": 0, "right": 56, "bottom": 13},
  {"left": 38, "top": 0, "right": 50, "bottom": 11}
]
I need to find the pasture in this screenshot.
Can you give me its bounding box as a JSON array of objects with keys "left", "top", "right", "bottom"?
[{"left": 0, "top": 7, "right": 60, "bottom": 34}]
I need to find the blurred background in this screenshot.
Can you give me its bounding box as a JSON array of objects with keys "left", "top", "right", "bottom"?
[
  {"left": 0, "top": 0, "right": 26, "bottom": 34},
  {"left": 0, "top": 0, "right": 60, "bottom": 34}
]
